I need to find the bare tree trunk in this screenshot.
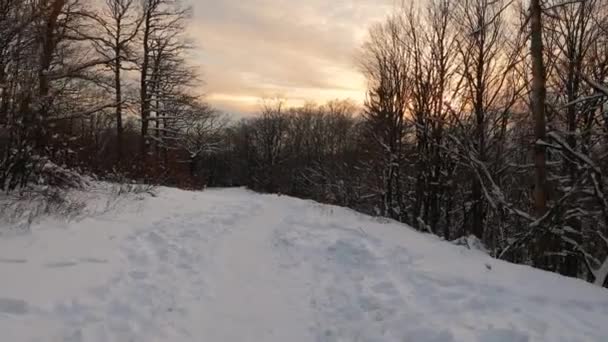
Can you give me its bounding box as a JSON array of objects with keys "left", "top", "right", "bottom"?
[
  {"left": 95, "top": 0, "right": 143, "bottom": 165},
  {"left": 530, "top": 0, "right": 548, "bottom": 219},
  {"left": 36, "top": 0, "right": 67, "bottom": 151},
  {"left": 140, "top": 6, "right": 151, "bottom": 160},
  {"left": 530, "top": 0, "right": 552, "bottom": 269},
  {"left": 115, "top": 50, "right": 123, "bottom": 163}
]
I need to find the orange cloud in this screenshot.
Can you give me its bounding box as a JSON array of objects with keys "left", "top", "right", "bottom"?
[{"left": 185, "top": 0, "right": 394, "bottom": 115}]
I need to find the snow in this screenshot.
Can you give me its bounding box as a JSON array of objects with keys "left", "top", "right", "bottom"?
[{"left": 1, "top": 186, "right": 607, "bottom": 342}]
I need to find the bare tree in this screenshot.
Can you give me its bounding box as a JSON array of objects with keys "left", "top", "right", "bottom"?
[
  {"left": 139, "top": 0, "right": 190, "bottom": 162},
  {"left": 360, "top": 16, "right": 411, "bottom": 221},
  {"left": 83, "top": 0, "right": 143, "bottom": 163},
  {"left": 451, "top": 0, "right": 525, "bottom": 241}
]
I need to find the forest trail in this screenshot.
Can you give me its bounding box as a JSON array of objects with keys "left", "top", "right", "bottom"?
[{"left": 1, "top": 186, "right": 607, "bottom": 341}]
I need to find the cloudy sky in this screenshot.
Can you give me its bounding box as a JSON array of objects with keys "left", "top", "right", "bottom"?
[{"left": 185, "top": 0, "right": 395, "bottom": 115}]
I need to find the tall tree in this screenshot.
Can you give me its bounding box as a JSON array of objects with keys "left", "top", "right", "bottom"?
[
  {"left": 530, "top": 0, "right": 547, "bottom": 218},
  {"left": 360, "top": 17, "right": 411, "bottom": 221},
  {"left": 89, "top": 0, "right": 142, "bottom": 163},
  {"left": 139, "top": 0, "right": 190, "bottom": 163}
]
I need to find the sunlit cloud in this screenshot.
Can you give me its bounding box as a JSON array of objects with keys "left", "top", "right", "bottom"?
[{"left": 185, "top": 0, "right": 395, "bottom": 115}]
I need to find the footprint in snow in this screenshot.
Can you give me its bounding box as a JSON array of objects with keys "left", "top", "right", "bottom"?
[
  {"left": 79, "top": 257, "right": 109, "bottom": 264},
  {"left": 45, "top": 261, "right": 79, "bottom": 268},
  {"left": 0, "top": 297, "right": 29, "bottom": 315},
  {"left": 0, "top": 258, "right": 27, "bottom": 264},
  {"left": 478, "top": 328, "right": 529, "bottom": 342},
  {"left": 129, "top": 271, "right": 148, "bottom": 280}
]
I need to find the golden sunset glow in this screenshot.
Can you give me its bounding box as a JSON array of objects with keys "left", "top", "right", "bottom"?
[{"left": 186, "top": 0, "right": 395, "bottom": 115}]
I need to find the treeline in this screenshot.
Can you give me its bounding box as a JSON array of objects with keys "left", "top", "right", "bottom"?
[
  {"left": 0, "top": 0, "right": 212, "bottom": 190},
  {"left": 197, "top": 100, "right": 369, "bottom": 205},
  {"left": 203, "top": 0, "right": 608, "bottom": 287}
]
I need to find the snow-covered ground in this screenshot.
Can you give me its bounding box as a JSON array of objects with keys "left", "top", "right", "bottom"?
[{"left": 1, "top": 186, "right": 607, "bottom": 341}]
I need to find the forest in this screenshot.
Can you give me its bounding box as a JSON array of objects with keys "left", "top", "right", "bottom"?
[{"left": 0, "top": 0, "right": 607, "bottom": 288}]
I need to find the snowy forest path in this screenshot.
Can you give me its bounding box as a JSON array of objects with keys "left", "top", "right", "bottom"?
[
  {"left": 195, "top": 195, "right": 316, "bottom": 341},
  {"left": 1, "top": 187, "right": 608, "bottom": 341}
]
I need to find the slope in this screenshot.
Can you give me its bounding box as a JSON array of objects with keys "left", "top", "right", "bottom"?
[{"left": 0, "top": 186, "right": 607, "bottom": 341}]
